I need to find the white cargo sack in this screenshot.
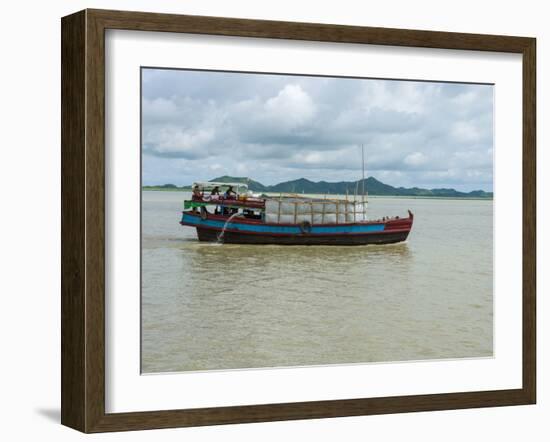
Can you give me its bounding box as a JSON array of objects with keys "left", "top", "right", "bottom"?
[{"left": 264, "top": 197, "right": 367, "bottom": 224}]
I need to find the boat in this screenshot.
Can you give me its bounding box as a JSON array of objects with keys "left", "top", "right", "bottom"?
[{"left": 180, "top": 181, "right": 413, "bottom": 246}]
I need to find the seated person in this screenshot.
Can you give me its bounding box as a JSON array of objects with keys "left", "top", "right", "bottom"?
[
  {"left": 210, "top": 186, "right": 220, "bottom": 197},
  {"left": 224, "top": 185, "right": 237, "bottom": 199}
]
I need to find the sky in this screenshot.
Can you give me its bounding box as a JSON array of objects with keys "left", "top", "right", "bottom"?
[{"left": 141, "top": 68, "right": 494, "bottom": 191}]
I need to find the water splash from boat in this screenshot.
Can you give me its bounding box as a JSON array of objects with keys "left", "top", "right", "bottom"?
[{"left": 217, "top": 212, "right": 242, "bottom": 243}]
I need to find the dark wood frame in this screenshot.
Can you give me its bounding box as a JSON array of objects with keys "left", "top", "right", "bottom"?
[{"left": 61, "top": 9, "right": 536, "bottom": 433}]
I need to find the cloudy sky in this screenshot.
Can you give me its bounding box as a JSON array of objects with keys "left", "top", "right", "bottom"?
[{"left": 142, "top": 68, "right": 494, "bottom": 191}]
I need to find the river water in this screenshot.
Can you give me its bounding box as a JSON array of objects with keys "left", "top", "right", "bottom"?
[{"left": 141, "top": 191, "right": 493, "bottom": 373}]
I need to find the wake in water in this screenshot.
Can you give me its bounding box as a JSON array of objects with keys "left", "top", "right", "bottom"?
[{"left": 217, "top": 212, "right": 242, "bottom": 243}]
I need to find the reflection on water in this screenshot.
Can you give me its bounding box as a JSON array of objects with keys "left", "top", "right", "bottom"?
[{"left": 142, "top": 191, "right": 493, "bottom": 373}]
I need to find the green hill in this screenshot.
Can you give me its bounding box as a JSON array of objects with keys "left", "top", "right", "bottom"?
[
  {"left": 209, "top": 176, "right": 492, "bottom": 198},
  {"left": 145, "top": 176, "right": 492, "bottom": 199},
  {"left": 208, "top": 175, "right": 268, "bottom": 192}
]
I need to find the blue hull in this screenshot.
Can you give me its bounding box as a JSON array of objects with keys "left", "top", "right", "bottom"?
[{"left": 180, "top": 211, "right": 413, "bottom": 246}]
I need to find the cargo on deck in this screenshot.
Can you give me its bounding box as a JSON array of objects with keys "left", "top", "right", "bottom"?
[{"left": 180, "top": 182, "right": 413, "bottom": 246}]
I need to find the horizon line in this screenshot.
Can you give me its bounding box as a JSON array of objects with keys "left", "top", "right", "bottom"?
[{"left": 142, "top": 175, "right": 493, "bottom": 194}]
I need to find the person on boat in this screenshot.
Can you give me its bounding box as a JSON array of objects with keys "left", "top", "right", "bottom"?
[
  {"left": 191, "top": 185, "right": 203, "bottom": 201},
  {"left": 224, "top": 185, "right": 237, "bottom": 199},
  {"left": 207, "top": 186, "right": 221, "bottom": 213},
  {"left": 190, "top": 185, "right": 203, "bottom": 213}
]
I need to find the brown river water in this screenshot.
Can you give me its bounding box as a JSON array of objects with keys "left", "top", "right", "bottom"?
[{"left": 141, "top": 191, "right": 493, "bottom": 373}]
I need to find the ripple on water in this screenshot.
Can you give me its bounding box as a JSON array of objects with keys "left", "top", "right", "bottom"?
[{"left": 141, "top": 192, "right": 494, "bottom": 373}]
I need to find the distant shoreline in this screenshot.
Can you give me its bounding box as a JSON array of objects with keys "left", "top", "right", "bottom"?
[
  {"left": 142, "top": 186, "right": 192, "bottom": 191},
  {"left": 141, "top": 187, "right": 493, "bottom": 201},
  {"left": 143, "top": 175, "right": 493, "bottom": 199}
]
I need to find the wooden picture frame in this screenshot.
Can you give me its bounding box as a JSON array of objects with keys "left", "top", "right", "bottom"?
[{"left": 61, "top": 8, "right": 536, "bottom": 433}]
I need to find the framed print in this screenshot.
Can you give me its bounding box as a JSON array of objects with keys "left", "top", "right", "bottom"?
[{"left": 61, "top": 9, "right": 536, "bottom": 433}]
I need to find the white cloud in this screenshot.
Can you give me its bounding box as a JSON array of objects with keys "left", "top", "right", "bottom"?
[
  {"left": 451, "top": 121, "right": 480, "bottom": 143},
  {"left": 145, "top": 127, "right": 215, "bottom": 156},
  {"left": 143, "top": 97, "right": 178, "bottom": 119},
  {"left": 264, "top": 84, "right": 316, "bottom": 127},
  {"left": 141, "top": 69, "right": 494, "bottom": 191},
  {"left": 404, "top": 152, "right": 428, "bottom": 167}
]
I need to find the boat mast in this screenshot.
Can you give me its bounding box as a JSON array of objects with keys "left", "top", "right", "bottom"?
[{"left": 361, "top": 144, "right": 365, "bottom": 205}]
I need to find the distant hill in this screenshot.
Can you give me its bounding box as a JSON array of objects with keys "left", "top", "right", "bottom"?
[
  {"left": 209, "top": 176, "right": 493, "bottom": 199},
  {"left": 207, "top": 175, "right": 269, "bottom": 192},
  {"left": 143, "top": 177, "right": 492, "bottom": 198}
]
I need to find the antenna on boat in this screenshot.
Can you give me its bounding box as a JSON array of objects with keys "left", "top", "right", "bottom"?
[{"left": 361, "top": 144, "right": 365, "bottom": 205}]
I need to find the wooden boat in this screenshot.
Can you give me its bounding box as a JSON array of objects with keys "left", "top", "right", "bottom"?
[{"left": 180, "top": 182, "right": 413, "bottom": 246}]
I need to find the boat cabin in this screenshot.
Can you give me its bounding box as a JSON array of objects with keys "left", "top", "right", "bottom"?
[
  {"left": 185, "top": 181, "right": 265, "bottom": 220},
  {"left": 191, "top": 181, "right": 249, "bottom": 198}
]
